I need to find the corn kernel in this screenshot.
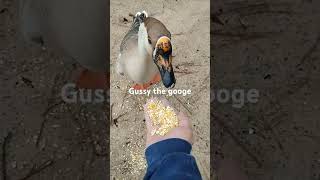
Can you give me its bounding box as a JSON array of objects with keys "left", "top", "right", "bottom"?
[{"left": 147, "top": 99, "right": 179, "bottom": 136}]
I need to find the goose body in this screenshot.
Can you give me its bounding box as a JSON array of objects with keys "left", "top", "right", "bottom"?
[
  {"left": 117, "top": 11, "right": 175, "bottom": 89},
  {"left": 19, "top": 0, "right": 108, "bottom": 89},
  {"left": 19, "top": 0, "right": 107, "bottom": 71}
]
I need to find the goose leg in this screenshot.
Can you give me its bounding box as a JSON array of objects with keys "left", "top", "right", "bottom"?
[
  {"left": 74, "top": 67, "right": 109, "bottom": 90},
  {"left": 132, "top": 73, "right": 161, "bottom": 90}
]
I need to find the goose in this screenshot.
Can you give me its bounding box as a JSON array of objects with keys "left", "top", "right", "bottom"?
[
  {"left": 117, "top": 11, "right": 176, "bottom": 90},
  {"left": 18, "top": 0, "right": 108, "bottom": 89}
]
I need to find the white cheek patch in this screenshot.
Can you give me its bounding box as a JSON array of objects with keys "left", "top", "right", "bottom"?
[
  {"left": 135, "top": 12, "right": 141, "bottom": 17},
  {"left": 142, "top": 10, "right": 148, "bottom": 17},
  {"left": 135, "top": 11, "right": 148, "bottom": 18}
]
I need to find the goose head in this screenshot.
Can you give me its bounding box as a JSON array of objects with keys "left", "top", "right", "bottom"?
[{"left": 152, "top": 36, "right": 176, "bottom": 88}]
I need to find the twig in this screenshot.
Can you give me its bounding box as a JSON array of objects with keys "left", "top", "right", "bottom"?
[
  {"left": 173, "top": 95, "right": 192, "bottom": 115},
  {"left": 112, "top": 111, "right": 128, "bottom": 127},
  {"left": 18, "top": 160, "right": 54, "bottom": 180},
  {"left": 296, "top": 32, "right": 320, "bottom": 67},
  {"left": 36, "top": 100, "right": 64, "bottom": 146},
  {"left": 172, "top": 32, "right": 185, "bottom": 36},
  {"left": 111, "top": 22, "right": 130, "bottom": 28},
  {"left": 41, "top": 100, "right": 64, "bottom": 117},
  {"left": 174, "top": 70, "right": 194, "bottom": 75},
  {"left": 175, "top": 62, "right": 202, "bottom": 67},
  {"left": 2, "top": 132, "right": 12, "bottom": 180},
  {"left": 36, "top": 73, "right": 63, "bottom": 146},
  {"left": 21, "top": 76, "right": 34, "bottom": 88},
  {"left": 213, "top": 114, "right": 263, "bottom": 168},
  {"left": 81, "top": 114, "right": 108, "bottom": 157},
  {"left": 212, "top": 14, "right": 224, "bottom": 25},
  {"left": 260, "top": 114, "right": 284, "bottom": 151},
  {"left": 120, "top": 90, "right": 129, "bottom": 109}
]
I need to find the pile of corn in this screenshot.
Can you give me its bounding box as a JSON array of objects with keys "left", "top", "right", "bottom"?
[{"left": 146, "top": 99, "right": 179, "bottom": 136}]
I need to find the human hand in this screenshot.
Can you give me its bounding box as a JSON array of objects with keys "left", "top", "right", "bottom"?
[{"left": 144, "top": 97, "right": 193, "bottom": 148}]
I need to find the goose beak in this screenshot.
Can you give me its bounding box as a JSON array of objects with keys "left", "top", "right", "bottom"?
[{"left": 154, "top": 52, "right": 176, "bottom": 88}]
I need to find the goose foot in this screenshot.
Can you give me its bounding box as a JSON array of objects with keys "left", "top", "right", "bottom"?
[
  {"left": 74, "top": 67, "right": 108, "bottom": 90},
  {"left": 149, "top": 73, "right": 161, "bottom": 85},
  {"left": 132, "top": 83, "right": 150, "bottom": 90},
  {"left": 132, "top": 73, "right": 161, "bottom": 90}
]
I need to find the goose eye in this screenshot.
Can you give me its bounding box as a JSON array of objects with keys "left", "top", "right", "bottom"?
[{"left": 148, "top": 37, "right": 152, "bottom": 44}]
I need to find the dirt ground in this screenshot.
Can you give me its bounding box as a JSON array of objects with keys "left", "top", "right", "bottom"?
[
  {"left": 212, "top": 0, "right": 320, "bottom": 180},
  {"left": 2, "top": 0, "right": 319, "bottom": 180},
  {"left": 0, "top": 0, "right": 108, "bottom": 179},
  {"left": 110, "top": 0, "right": 210, "bottom": 179}
]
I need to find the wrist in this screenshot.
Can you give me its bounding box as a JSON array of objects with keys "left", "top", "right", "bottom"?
[{"left": 145, "top": 138, "right": 192, "bottom": 166}]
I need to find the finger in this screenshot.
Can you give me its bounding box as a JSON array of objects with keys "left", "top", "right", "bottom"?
[
  {"left": 158, "top": 97, "right": 180, "bottom": 115},
  {"left": 158, "top": 97, "right": 172, "bottom": 107}
]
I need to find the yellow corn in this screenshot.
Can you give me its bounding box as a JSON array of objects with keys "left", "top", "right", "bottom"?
[{"left": 147, "top": 99, "right": 179, "bottom": 136}]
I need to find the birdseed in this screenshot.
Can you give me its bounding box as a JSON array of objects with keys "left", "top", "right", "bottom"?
[{"left": 146, "top": 99, "right": 179, "bottom": 136}]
